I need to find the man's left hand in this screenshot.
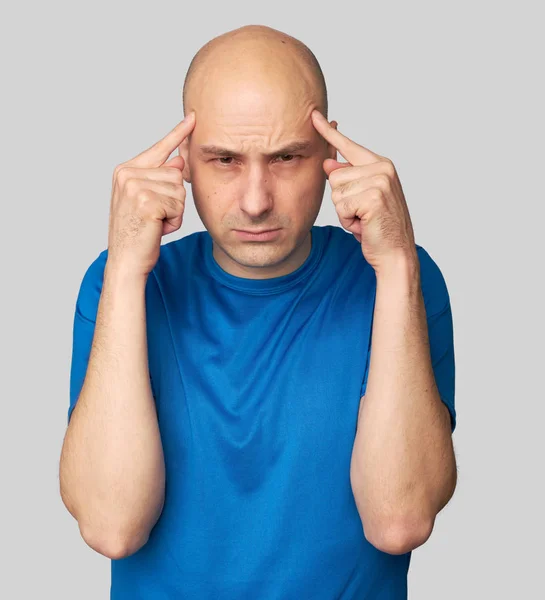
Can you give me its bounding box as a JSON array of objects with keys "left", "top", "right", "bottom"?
[{"left": 311, "top": 109, "right": 417, "bottom": 274}]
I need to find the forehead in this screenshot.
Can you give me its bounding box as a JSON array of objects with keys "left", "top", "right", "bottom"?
[
  {"left": 188, "top": 76, "right": 321, "bottom": 152},
  {"left": 197, "top": 139, "right": 316, "bottom": 158},
  {"left": 189, "top": 109, "right": 322, "bottom": 158}
]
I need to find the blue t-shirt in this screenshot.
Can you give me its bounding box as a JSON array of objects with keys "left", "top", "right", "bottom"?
[{"left": 68, "top": 224, "right": 456, "bottom": 599}]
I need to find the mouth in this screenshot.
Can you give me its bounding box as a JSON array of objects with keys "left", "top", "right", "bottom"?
[{"left": 234, "top": 228, "right": 282, "bottom": 241}]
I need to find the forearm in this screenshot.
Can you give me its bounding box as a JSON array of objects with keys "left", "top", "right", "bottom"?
[
  {"left": 60, "top": 261, "right": 165, "bottom": 557},
  {"left": 350, "top": 255, "right": 456, "bottom": 553}
]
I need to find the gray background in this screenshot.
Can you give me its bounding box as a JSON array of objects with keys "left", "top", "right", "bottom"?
[{"left": 2, "top": 0, "right": 543, "bottom": 598}]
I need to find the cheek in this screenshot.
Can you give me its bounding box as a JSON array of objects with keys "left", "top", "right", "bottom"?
[
  {"left": 189, "top": 163, "right": 221, "bottom": 194},
  {"left": 280, "top": 163, "right": 326, "bottom": 198},
  {"left": 191, "top": 179, "right": 238, "bottom": 225},
  {"left": 193, "top": 183, "right": 227, "bottom": 211},
  {"left": 192, "top": 162, "right": 240, "bottom": 194}
]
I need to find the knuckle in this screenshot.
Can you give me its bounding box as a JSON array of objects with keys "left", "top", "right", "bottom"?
[
  {"left": 176, "top": 184, "right": 186, "bottom": 199},
  {"left": 163, "top": 181, "right": 183, "bottom": 200},
  {"left": 124, "top": 177, "right": 141, "bottom": 196},
  {"left": 371, "top": 189, "right": 383, "bottom": 202},
  {"left": 136, "top": 189, "right": 152, "bottom": 205},
  {"left": 169, "top": 169, "right": 184, "bottom": 184},
  {"left": 329, "top": 172, "right": 341, "bottom": 186},
  {"left": 383, "top": 160, "right": 395, "bottom": 177},
  {"left": 115, "top": 166, "right": 132, "bottom": 186},
  {"left": 165, "top": 195, "right": 181, "bottom": 215},
  {"left": 341, "top": 198, "right": 352, "bottom": 215},
  {"left": 114, "top": 163, "right": 129, "bottom": 176},
  {"left": 113, "top": 164, "right": 124, "bottom": 178},
  {"left": 376, "top": 174, "right": 390, "bottom": 189},
  {"left": 339, "top": 180, "right": 353, "bottom": 195}
]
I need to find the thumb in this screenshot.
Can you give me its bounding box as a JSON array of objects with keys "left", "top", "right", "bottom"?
[
  {"left": 164, "top": 155, "right": 185, "bottom": 171},
  {"left": 323, "top": 158, "right": 352, "bottom": 179}
]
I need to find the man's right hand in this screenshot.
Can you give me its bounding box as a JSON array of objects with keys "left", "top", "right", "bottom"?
[{"left": 107, "top": 111, "right": 196, "bottom": 277}]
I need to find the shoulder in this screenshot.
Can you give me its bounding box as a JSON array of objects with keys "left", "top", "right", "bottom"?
[
  {"left": 158, "top": 229, "right": 204, "bottom": 258},
  {"left": 152, "top": 230, "right": 207, "bottom": 277},
  {"left": 78, "top": 230, "right": 206, "bottom": 289},
  {"left": 318, "top": 224, "right": 370, "bottom": 267}
]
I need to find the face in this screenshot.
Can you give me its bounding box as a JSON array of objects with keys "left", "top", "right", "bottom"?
[{"left": 179, "top": 75, "right": 337, "bottom": 279}]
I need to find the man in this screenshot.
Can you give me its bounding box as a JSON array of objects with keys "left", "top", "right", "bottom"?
[{"left": 60, "top": 24, "right": 457, "bottom": 599}]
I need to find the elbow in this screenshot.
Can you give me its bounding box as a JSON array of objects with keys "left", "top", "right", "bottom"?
[
  {"left": 80, "top": 525, "right": 151, "bottom": 560},
  {"left": 68, "top": 498, "right": 165, "bottom": 559},
  {"left": 364, "top": 516, "right": 434, "bottom": 555}
]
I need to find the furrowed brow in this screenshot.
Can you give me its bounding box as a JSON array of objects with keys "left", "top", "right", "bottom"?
[{"left": 198, "top": 140, "right": 313, "bottom": 158}]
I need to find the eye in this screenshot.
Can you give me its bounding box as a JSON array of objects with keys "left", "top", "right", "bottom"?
[
  {"left": 275, "top": 154, "right": 299, "bottom": 163},
  {"left": 213, "top": 154, "right": 301, "bottom": 167}
]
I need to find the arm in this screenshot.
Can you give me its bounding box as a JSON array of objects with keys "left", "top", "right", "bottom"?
[
  {"left": 59, "top": 260, "right": 165, "bottom": 559},
  {"left": 350, "top": 254, "right": 457, "bottom": 555}
]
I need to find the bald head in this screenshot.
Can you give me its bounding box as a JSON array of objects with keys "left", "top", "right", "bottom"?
[
  {"left": 176, "top": 26, "right": 337, "bottom": 280},
  {"left": 182, "top": 25, "right": 328, "bottom": 119}
]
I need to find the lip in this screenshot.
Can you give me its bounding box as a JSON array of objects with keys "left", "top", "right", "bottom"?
[{"left": 234, "top": 228, "right": 282, "bottom": 241}]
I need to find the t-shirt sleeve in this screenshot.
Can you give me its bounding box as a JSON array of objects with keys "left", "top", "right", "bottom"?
[
  {"left": 359, "top": 246, "right": 456, "bottom": 433},
  {"left": 67, "top": 250, "right": 108, "bottom": 424},
  {"left": 359, "top": 345, "right": 372, "bottom": 399},
  {"left": 418, "top": 246, "right": 457, "bottom": 433}
]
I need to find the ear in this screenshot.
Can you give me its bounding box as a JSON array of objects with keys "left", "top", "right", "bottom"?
[{"left": 177, "top": 136, "right": 191, "bottom": 183}]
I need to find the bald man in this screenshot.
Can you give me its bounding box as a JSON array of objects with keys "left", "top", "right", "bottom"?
[{"left": 60, "top": 25, "right": 457, "bottom": 600}]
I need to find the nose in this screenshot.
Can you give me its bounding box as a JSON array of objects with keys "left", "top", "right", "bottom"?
[{"left": 238, "top": 163, "right": 274, "bottom": 218}]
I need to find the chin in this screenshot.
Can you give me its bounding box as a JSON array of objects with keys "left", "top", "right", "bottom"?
[{"left": 230, "top": 245, "right": 285, "bottom": 268}]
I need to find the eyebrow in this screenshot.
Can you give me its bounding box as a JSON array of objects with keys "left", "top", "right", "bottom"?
[{"left": 197, "top": 140, "right": 314, "bottom": 158}]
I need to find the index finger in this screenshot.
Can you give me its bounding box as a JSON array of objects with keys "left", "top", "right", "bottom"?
[
  {"left": 311, "top": 110, "right": 381, "bottom": 166},
  {"left": 130, "top": 111, "right": 196, "bottom": 168}
]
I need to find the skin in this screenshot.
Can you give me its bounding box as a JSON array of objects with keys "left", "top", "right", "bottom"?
[{"left": 177, "top": 27, "right": 338, "bottom": 279}]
